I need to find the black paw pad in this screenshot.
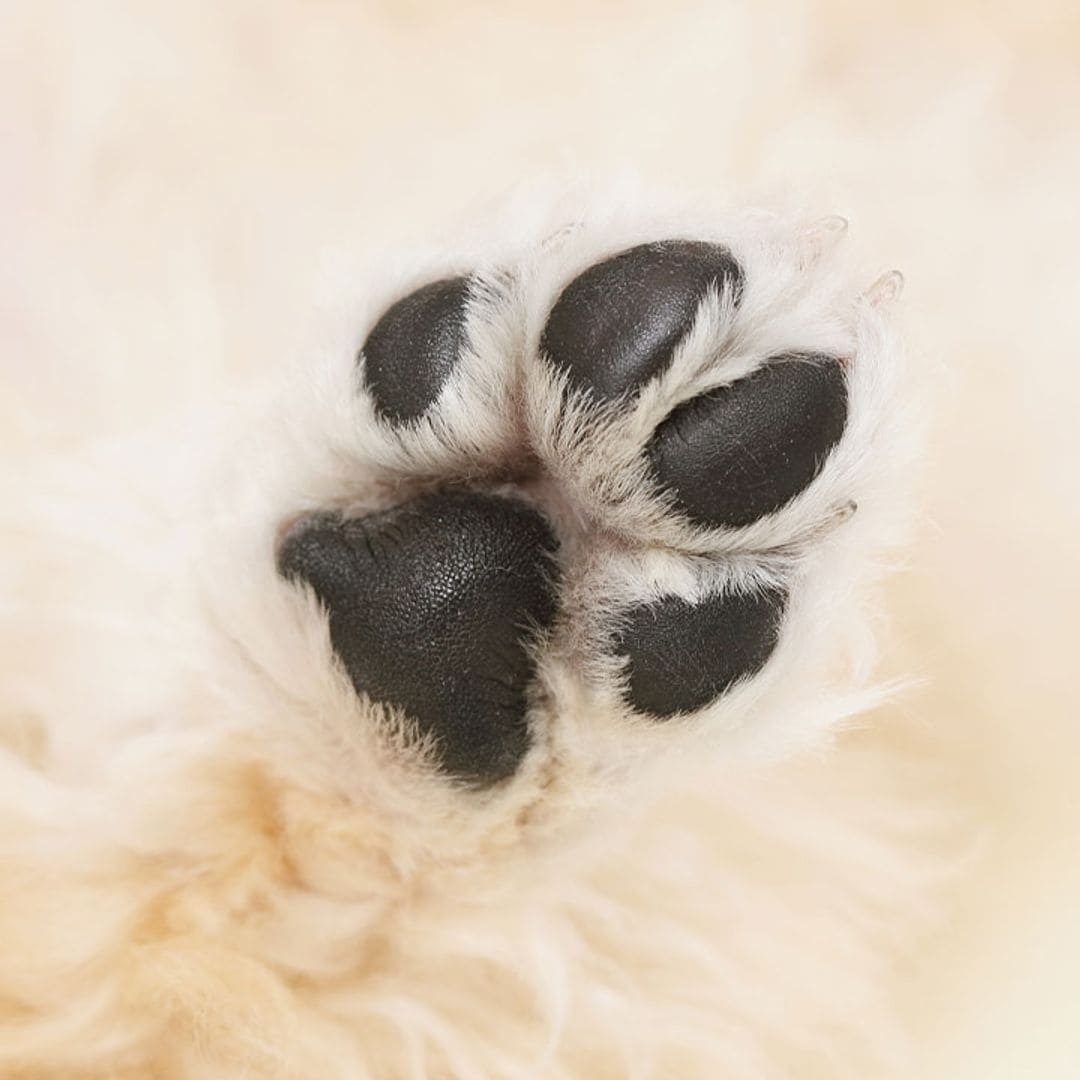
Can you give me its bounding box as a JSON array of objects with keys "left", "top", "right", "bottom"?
[
  {"left": 277, "top": 492, "right": 559, "bottom": 786},
  {"left": 360, "top": 277, "right": 472, "bottom": 423},
  {"left": 540, "top": 240, "right": 744, "bottom": 403},
  {"left": 647, "top": 356, "right": 848, "bottom": 529},
  {"left": 613, "top": 586, "right": 787, "bottom": 717}
]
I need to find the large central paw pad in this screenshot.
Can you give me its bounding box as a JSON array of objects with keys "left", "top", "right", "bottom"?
[
  {"left": 279, "top": 493, "right": 558, "bottom": 785},
  {"left": 278, "top": 224, "right": 897, "bottom": 787}
]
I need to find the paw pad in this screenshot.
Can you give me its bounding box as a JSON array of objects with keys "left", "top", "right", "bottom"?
[
  {"left": 279, "top": 221, "right": 890, "bottom": 786},
  {"left": 360, "top": 276, "right": 472, "bottom": 423},
  {"left": 646, "top": 356, "right": 848, "bottom": 528},
  {"left": 540, "top": 240, "right": 744, "bottom": 403},
  {"left": 278, "top": 492, "right": 558, "bottom": 785},
  {"left": 614, "top": 586, "right": 787, "bottom": 717}
]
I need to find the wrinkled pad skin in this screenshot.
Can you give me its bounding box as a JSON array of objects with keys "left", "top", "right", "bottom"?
[
  {"left": 648, "top": 357, "right": 848, "bottom": 529},
  {"left": 613, "top": 587, "right": 788, "bottom": 717},
  {"left": 360, "top": 276, "right": 472, "bottom": 423},
  {"left": 540, "top": 240, "right": 744, "bottom": 403},
  {"left": 277, "top": 492, "right": 559, "bottom": 786}
]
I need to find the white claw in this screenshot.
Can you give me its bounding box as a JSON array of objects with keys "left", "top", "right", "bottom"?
[
  {"left": 541, "top": 220, "right": 585, "bottom": 248},
  {"left": 866, "top": 269, "right": 905, "bottom": 306},
  {"left": 762, "top": 500, "right": 859, "bottom": 554},
  {"left": 799, "top": 215, "right": 850, "bottom": 267},
  {"left": 809, "top": 500, "right": 859, "bottom": 540},
  {"left": 817, "top": 214, "right": 850, "bottom": 235}
]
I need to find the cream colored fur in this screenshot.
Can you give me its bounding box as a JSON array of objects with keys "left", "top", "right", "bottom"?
[
  {"left": 0, "top": 187, "right": 950, "bottom": 1078},
  {"left": 5, "top": 3, "right": 1080, "bottom": 1074}
]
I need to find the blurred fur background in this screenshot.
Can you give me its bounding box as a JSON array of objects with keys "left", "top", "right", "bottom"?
[{"left": 2, "top": 1, "right": 1078, "bottom": 1075}]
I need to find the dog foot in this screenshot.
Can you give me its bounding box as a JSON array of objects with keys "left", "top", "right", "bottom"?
[{"left": 277, "top": 218, "right": 902, "bottom": 788}]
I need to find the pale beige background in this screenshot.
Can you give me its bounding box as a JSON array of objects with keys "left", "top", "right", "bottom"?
[{"left": 2, "top": 2, "right": 1079, "bottom": 1075}]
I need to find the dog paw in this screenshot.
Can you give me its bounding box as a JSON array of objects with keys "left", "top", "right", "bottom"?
[{"left": 276, "top": 215, "right": 903, "bottom": 788}]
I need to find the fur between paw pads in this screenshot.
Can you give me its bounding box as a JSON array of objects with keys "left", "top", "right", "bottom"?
[{"left": 278, "top": 225, "right": 902, "bottom": 787}]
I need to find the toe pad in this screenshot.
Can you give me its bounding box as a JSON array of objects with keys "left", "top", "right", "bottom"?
[
  {"left": 540, "top": 240, "right": 744, "bottom": 403},
  {"left": 647, "top": 356, "right": 848, "bottom": 529},
  {"left": 360, "top": 277, "right": 472, "bottom": 424},
  {"left": 613, "top": 586, "right": 787, "bottom": 717}
]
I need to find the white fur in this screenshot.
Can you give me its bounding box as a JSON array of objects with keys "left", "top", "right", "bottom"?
[{"left": 0, "top": 187, "right": 946, "bottom": 1078}]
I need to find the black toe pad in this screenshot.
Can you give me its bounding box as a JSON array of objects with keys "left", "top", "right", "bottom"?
[
  {"left": 647, "top": 356, "right": 848, "bottom": 529},
  {"left": 613, "top": 586, "right": 787, "bottom": 717},
  {"left": 360, "top": 276, "right": 472, "bottom": 423},
  {"left": 540, "top": 240, "right": 744, "bottom": 403},
  {"left": 277, "top": 492, "right": 559, "bottom": 786}
]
